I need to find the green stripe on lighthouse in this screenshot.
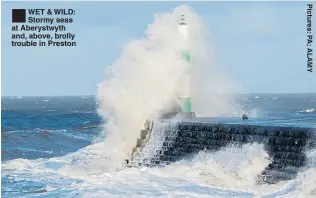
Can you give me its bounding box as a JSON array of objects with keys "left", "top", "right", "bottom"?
[
  {"left": 181, "top": 50, "right": 190, "bottom": 63},
  {"left": 183, "top": 97, "right": 191, "bottom": 112},
  {"left": 180, "top": 50, "right": 191, "bottom": 113}
]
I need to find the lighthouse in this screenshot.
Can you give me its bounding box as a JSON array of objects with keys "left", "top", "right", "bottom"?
[{"left": 178, "top": 14, "right": 195, "bottom": 118}]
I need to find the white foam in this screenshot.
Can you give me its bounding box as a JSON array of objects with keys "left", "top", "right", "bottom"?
[
  {"left": 286, "top": 149, "right": 316, "bottom": 198},
  {"left": 148, "top": 143, "right": 285, "bottom": 195},
  {"left": 2, "top": 158, "right": 35, "bottom": 171},
  {"left": 298, "top": 109, "right": 316, "bottom": 113},
  {"left": 2, "top": 142, "right": 316, "bottom": 197}
]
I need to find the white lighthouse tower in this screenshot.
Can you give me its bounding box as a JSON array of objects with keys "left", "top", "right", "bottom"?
[{"left": 178, "top": 14, "right": 195, "bottom": 118}]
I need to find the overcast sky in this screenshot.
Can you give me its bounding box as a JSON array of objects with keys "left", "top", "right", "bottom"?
[{"left": 2, "top": 1, "right": 315, "bottom": 96}]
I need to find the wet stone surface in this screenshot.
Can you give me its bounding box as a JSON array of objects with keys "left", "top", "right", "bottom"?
[{"left": 129, "top": 121, "right": 315, "bottom": 183}]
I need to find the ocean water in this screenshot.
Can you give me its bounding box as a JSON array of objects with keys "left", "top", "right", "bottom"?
[{"left": 1, "top": 94, "right": 316, "bottom": 198}]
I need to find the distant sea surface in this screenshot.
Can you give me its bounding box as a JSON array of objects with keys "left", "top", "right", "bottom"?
[{"left": 2, "top": 96, "right": 102, "bottom": 162}]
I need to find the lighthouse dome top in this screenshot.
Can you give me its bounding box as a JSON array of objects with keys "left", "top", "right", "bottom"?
[{"left": 178, "top": 14, "right": 188, "bottom": 36}]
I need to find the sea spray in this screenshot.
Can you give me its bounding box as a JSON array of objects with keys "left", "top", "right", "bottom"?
[
  {"left": 291, "top": 149, "right": 316, "bottom": 197},
  {"left": 131, "top": 120, "right": 179, "bottom": 164},
  {"left": 147, "top": 143, "right": 290, "bottom": 196},
  {"left": 97, "top": 5, "right": 245, "bottom": 164},
  {"left": 154, "top": 143, "right": 271, "bottom": 187}
]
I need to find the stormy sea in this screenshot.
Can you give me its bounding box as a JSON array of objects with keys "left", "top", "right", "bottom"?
[{"left": 2, "top": 94, "right": 316, "bottom": 197}]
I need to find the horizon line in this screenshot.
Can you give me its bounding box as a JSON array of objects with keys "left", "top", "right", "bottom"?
[{"left": 2, "top": 93, "right": 316, "bottom": 97}]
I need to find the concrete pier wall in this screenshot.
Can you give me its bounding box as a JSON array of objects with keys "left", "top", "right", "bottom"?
[{"left": 128, "top": 120, "right": 315, "bottom": 183}]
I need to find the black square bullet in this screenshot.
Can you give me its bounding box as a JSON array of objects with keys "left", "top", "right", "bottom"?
[{"left": 12, "top": 9, "right": 26, "bottom": 23}]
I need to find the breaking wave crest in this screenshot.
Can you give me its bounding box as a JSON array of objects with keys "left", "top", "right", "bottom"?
[
  {"left": 149, "top": 143, "right": 284, "bottom": 196},
  {"left": 96, "top": 5, "right": 247, "bottom": 167}
]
